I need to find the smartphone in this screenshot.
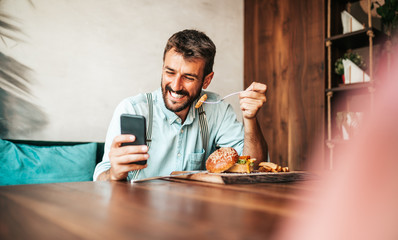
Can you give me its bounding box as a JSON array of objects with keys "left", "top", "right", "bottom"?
[{"left": 120, "top": 114, "right": 147, "bottom": 165}]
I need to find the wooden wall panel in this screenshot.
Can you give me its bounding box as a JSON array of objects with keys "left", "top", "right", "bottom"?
[{"left": 244, "top": 0, "right": 325, "bottom": 170}]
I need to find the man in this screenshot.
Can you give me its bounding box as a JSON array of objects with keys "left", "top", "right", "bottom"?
[{"left": 94, "top": 29, "right": 268, "bottom": 181}]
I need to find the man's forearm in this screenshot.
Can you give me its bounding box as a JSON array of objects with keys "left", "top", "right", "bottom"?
[{"left": 242, "top": 117, "right": 268, "bottom": 167}]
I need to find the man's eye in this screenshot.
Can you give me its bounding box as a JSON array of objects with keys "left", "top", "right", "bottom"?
[
  {"left": 166, "top": 71, "right": 174, "bottom": 75},
  {"left": 184, "top": 76, "right": 195, "bottom": 81}
]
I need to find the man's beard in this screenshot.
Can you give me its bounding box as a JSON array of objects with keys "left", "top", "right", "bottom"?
[{"left": 161, "top": 82, "right": 202, "bottom": 113}]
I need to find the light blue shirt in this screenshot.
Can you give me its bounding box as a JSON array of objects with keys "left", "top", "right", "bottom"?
[{"left": 93, "top": 87, "right": 244, "bottom": 181}]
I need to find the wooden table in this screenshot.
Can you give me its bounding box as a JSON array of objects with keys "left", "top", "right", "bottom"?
[{"left": 0, "top": 179, "right": 318, "bottom": 239}]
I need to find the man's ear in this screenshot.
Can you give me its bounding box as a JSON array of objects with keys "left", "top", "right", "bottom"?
[{"left": 202, "top": 72, "right": 214, "bottom": 89}]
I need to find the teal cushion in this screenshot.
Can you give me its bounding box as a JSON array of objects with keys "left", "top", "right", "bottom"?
[{"left": 0, "top": 139, "right": 97, "bottom": 185}]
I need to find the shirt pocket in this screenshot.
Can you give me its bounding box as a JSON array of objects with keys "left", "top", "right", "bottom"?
[{"left": 187, "top": 150, "right": 205, "bottom": 170}]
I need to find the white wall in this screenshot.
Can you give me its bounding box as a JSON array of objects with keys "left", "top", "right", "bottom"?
[{"left": 1, "top": 0, "right": 243, "bottom": 141}]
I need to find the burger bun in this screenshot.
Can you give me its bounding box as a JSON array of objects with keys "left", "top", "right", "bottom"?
[{"left": 206, "top": 147, "right": 239, "bottom": 173}]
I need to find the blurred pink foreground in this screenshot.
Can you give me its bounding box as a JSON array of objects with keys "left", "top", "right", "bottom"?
[{"left": 274, "top": 50, "right": 398, "bottom": 240}]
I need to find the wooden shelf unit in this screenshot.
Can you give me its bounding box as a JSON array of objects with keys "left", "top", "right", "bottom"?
[{"left": 325, "top": 0, "right": 377, "bottom": 169}]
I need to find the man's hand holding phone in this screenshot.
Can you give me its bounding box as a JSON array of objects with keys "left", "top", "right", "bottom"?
[
  {"left": 103, "top": 114, "right": 148, "bottom": 181},
  {"left": 108, "top": 134, "right": 149, "bottom": 181}
]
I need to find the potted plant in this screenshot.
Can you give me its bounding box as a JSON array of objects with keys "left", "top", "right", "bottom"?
[
  {"left": 372, "top": 0, "right": 398, "bottom": 72},
  {"left": 334, "top": 52, "right": 366, "bottom": 83},
  {"left": 373, "top": 0, "right": 398, "bottom": 37}
]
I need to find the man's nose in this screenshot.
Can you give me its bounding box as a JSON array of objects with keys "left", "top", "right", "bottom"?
[{"left": 170, "top": 74, "right": 183, "bottom": 91}]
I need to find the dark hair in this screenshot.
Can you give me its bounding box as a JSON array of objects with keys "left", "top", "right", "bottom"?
[{"left": 163, "top": 29, "right": 216, "bottom": 77}]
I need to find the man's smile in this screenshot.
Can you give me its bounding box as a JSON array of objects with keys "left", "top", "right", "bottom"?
[
  {"left": 165, "top": 85, "right": 190, "bottom": 103},
  {"left": 169, "top": 90, "right": 186, "bottom": 100}
]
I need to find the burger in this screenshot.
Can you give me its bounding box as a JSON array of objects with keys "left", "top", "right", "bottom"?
[
  {"left": 226, "top": 155, "right": 255, "bottom": 173},
  {"left": 205, "top": 147, "right": 256, "bottom": 173}
]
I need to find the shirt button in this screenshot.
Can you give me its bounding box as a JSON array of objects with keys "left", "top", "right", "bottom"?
[
  {"left": 177, "top": 153, "right": 181, "bottom": 157},
  {"left": 177, "top": 119, "right": 181, "bottom": 123}
]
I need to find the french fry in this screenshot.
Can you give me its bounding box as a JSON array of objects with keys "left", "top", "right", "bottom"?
[
  {"left": 195, "top": 94, "right": 207, "bottom": 109},
  {"left": 257, "top": 162, "right": 289, "bottom": 172}
]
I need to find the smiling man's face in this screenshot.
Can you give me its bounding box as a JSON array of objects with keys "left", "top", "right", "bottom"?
[{"left": 161, "top": 48, "right": 213, "bottom": 120}]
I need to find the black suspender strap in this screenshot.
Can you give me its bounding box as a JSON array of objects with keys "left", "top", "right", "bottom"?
[
  {"left": 145, "top": 93, "right": 153, "bottom": 148},
  {"left": 131, "top": 93, "right": 154, "bottom": 180},
  {"left": 198, "top": 105, "right": 209, "bottom": 169}
]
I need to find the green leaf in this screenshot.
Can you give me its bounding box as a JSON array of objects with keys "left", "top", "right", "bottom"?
[{"left": 237, "top": 159, "right": 246, "bottom": 165}]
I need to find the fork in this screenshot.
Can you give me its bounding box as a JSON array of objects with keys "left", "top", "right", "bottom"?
[{"left": 202, "top": 91, "right": 244, "bottom": 104}]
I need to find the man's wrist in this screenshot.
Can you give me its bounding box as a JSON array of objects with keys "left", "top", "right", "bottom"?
[{"left": 243, "top": 117, "right": 258, "bottom": 129}]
